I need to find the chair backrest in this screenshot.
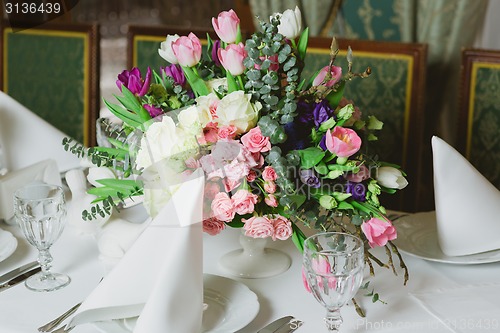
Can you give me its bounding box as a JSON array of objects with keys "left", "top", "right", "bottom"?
[
  {"left": 458, "top": 48, "right": 500, "bottom": 190},
  {"left": 0, "top": 22, "right": 99, "bottom": 146},
  {"left": 304, "top": 37, "right": 428, "bottom": 212}
]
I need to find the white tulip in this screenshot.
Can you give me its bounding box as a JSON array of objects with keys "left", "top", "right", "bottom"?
[
  {"left": 376, "top": 166, "right": 408, "bottom": 190},
  {"left": 158, "top": 34, "right": 180, "bottom": 64},
  {"left": 272, "top": 6, "right": 302, "bottom": 40}
]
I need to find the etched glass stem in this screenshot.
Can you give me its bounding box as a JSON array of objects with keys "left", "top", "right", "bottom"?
[{"left": 324, "top": 308, "right": 342, "bottom": 332}]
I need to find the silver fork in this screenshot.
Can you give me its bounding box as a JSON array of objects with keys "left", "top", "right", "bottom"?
[{"left": 37, "top": 303, "right": 81, "bottom": 332}]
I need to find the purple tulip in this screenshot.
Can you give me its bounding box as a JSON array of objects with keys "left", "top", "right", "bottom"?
[
  {"left": 116, "top": 67, "right": 152, "bottom": 96},
  {"left": 211, "top": 39, "right": 222, "bottom": 67},
  {"left": 143, "top": 104, "right": 163, "bottom": 118},
  {"left": 346, "top": 181, "right": 366, "bottom": 201},
  {"left": 313, "top": 100, "right": 334, "bottom": 128},
  {"left": 300, "top": 169, "right": 321, "bottom": 188},
  {"left": 161, "top": 64, "right": 186, "bottom": 86}
]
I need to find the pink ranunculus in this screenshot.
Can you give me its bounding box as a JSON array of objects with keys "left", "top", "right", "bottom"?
[
  {"left": 264, "top": 194, "right": 278, "bottom": 207},
  {"left": 345, "top": 164, "right": 370, "bottom": 183},
  {"left": 217, "top": 125, "right": 238, "bottom": 139},
  {"left": 325, "top": 126, "right": 362, "bottom": 158},
  {"left": 212, "top": 9, "right": 240, "bottom": 44},
  {"left": 241, "top": 127, "right": 271, "bottom": 153},
  {"left": 271, "top": 215, "right": 292, "bottom": 240},
  {"left": 203, "top": 218, "right": 226, "bottom": 236},
  {"left": 262, "top": 166, "right": 277, "bottom": 181},
  {"left": 231, "top": 189, "right": 258, "bottom": 215},
  {"left": 218, "top": 43, "right": 247, "bottom": 76},
  {"left": 172, "top": 33, "right": 202, "bottom": 67},
  {"left": 264, "top": 181, "right": 276, "bottom": 194},
  {"left": 361, "top": 217, "right": 397, "bottom": 248},
  {"left": 312, "top": 65, "right": 342, "bottom": 87},
  {"left": 211, "top": 192, "right": 235, "bottom": 222},
  {"left": 243, "top": 216, "right": 274, "bottom": 238}
]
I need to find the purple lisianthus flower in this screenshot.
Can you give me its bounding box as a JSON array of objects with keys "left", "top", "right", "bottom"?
[
  {"left": 161, "top": 64, "right": 186, "bottom": 86},
  {"left": 313, "top": 100, "right": 334, "bottom": 128},
  {"left": 297, "top": 100, "right": 315, "bottom": 125},
  {"left": 346, "top": 181, "right": 366, "bottom": 201},
  {"left": 319, "top": 134, "right": 327, "bottom": 151},
  {"left": 282, "top": 121, "right": 309, "bottom": 152},
  {"left": 143, "top": 104, "right": 163, "bottom": 118},
  {"left": 211, "top": 39, "right": 222, "bottom": 67},
  {"left": 300, "top": 169, "right": 321, "bottom": 188},
  {"left": 116, "top": 67, "right": 152, "bottom": 96}
]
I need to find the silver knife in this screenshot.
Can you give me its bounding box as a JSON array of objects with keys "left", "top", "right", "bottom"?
[
  {"left": 257, "top": 316, "right": 295, "bottom": 333},
  {"left": 0, "top": 266, "right": 41, "bottom": 292},
  {"left": 0, "top": 261, "right": 39, "bottom": 285}
]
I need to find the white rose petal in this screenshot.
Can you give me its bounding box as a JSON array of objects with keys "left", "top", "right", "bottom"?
[
  {"left": 216, "top": 91, "right": 260, "bottom": 134},
  {"left": 177, "top": 105, "right": 203, "bottom": 135}
]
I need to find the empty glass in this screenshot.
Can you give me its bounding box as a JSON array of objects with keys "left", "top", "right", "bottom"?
[
  {"left": 14, "top": 183, "right": 70, "bottom": 292},
  {"left": 303, "top": 232, "right": 365, "bottom": 332}
]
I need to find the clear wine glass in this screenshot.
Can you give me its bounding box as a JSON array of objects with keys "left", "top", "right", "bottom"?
[
  {"left": 14, "top": 183, "right": 70, "bottom": 292},
  {"left": 303, "top": 232, "right": 364, "bottom": 332}
]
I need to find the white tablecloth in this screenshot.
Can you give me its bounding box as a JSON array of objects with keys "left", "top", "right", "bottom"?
[{"left": 1, "top": 218, "right": 500, "bottom": 333}]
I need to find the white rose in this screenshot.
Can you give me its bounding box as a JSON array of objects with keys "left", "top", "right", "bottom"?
[
  {"left": 376, "top": 166, "right": 408, "bottom": 190},
  {"left": 195, "top": 93, "right": 219, "bottom": 127},
  {"left": 216, "top": 91, "right": 261, "bottom": 134},
  {"left": 205, "top": 78, "right": 227, "bottom": 93},
  {"left": 272, "top": 6, "right": 302, "bottom": 40},
  {"left": 177, "top": 105, "right": 203, "bottom": 135},
  {"left": 158, "top": 34, "right": 180, "bottom": 64}
]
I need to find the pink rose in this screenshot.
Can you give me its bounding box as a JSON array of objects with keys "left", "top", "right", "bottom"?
[
  {"left": 172, "top": 33, "right": 202, "bottom": 67},
  {"left": 217, "top": 125, "right": 237, "bottom": 139},
  {"left": 237, "top": 146, "right": 260, "bottom": 169},
  {"left": 231, "top": 189, "right": 258, "bottom": 215},
  {"left": 271, "top": 215, "right": 292, "bottom": 240},
  {"left": 312, "top": 65, "right": 342, "bottom": 87},
  {"left": 311, "top": 255, "right": 336, "bottom": 289},
  {"left": 264, "top": 194, "right": 278, "bottom": 207},
  {"left": 262, "top": 166, "right": 277, "bottom": 181},
  {"left": 345, "top": 164, "right": 370, "bottom": 183},
  {"left": 204, "top": 181, "right": 221, "bottom": 201},
  {"left": 246, "top": 170, "right": 257, "bottom": 182},
  {"left": 218, "top": 43, "right": 247, "bottom": 76},
  {"left": 224, "top": 159, "right": 250, "bottom": 183},
  {"left": 361, "top": 217, "right": 397, "bottom": 248},
  {"left": 222, "top": 178, "right": 241, "bottom": 193},
  {"left": 243, "top": 216, "right": 274, "bottom": 238},
  {"left": 264, "top": 181, "right": 276, "bottom": 194},
  {"left": 212, "top": 9, "right": 240, "bottom": 44},
  {"left": 211, "top": 192, "right": 235, "bottom": 222},
  {"left": 325, "top": 126, "right": 362, "bottom": 158},
  {"left": 202, "top": 122, "right": 219, "bottom": 144},
  {"left": 203, "top": 218, "right": 226, "bottom": 236},
  {"left": 240, "top": 127, "right": 271, "bottom": 153}
]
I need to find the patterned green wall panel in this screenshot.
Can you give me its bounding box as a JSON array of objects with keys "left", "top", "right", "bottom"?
[
  {"left": 467, "top": 64, "right": 500, "bottom": 189},
  {"left": 4, "top": 29, "right": 88, "bottom": 144}
]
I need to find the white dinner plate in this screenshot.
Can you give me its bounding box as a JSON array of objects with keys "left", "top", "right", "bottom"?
[
  {"left": 93, "top": 273, "right": 259, "bottom": 333},
  {"left": 0, "top": 228, "right": 17, "bottom": 263},
  {"left": 392, "top": 211, "right": 500, "bottom": 264}
]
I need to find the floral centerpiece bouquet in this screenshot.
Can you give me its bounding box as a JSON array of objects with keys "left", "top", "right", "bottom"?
[{"left": 64, "top": 6, "right": 408, "bottom": 314}]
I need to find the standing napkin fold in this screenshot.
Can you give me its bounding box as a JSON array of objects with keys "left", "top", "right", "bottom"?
[
  {"left": 432, "top": 136, "right": 500, "bottom": 256},
  {"left": 69, "top": 168, "right": 205, "bottom": 333}
]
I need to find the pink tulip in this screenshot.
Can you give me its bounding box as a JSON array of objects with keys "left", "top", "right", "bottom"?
[
  {"left": 361, "top": 217, "right": 397, "bottom": 248},
  {"left": 218, "top": 43, "right": 247, "bottom": 76},
  {"left": 325, "top": 126, "right": 362, "bottom": 158},
  {"left": 172, "top": 33, "right": 202, "bottom": 67},
  {"left": 212, "top": 9, "right": 241, "bottom": 44},
  {"left": 312, "top": 65, "right": 342, "bottom": 87}
]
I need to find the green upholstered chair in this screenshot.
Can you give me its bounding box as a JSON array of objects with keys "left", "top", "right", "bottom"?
[
  {"left": 458, "top": 49, "right": 500, "bottom": 190},
  {"left": 0, "top": 23, "right": 99, "bottom": 147},
  {"left": 304, "top": 37, "right": 428, "bottom": 212}
]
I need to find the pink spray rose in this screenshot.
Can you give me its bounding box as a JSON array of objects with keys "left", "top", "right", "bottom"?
[
  {"left": 231, "top": 189, "right": 258, "bottom": 215},
  {"left": 172, "top": 33, "right": 202, "bottom": 67},
  {"left": 211, "top": 192, "right": 235, "bottom": 222},
  {"left": 345, "top": 164, "right": 370, "bottom": 183},
  {"left": 264, "top": 194, "right": 278, "bottom": 207},
  {"left": 241, "top": 127, "right": 271, "bottom": 153},
  {"left": 361, "top": 217, "right": 397, "bottom": 248},
  {"left": 217, "top": 125, "right": 238, "bottom": 139},
  {"left": 243, "top": 216, "right": 274, "bottom": 238},
  {"left": 264, "top": 181, "right": 276, "bottom": 194},
  {"left": 312, "top": 65, "right": 342, "bottom": 87},
  {"left": 262, "top": 166, "right": 277, "bottom": 181},
  {"left": 246, "top": 170, "right": 257, "bottom": 182},
  {"left": 325, "top": 126, "right": 362, "bottom": 158},
  {"left": 218, "top": 43, "right": 247, "bottom": 76},
  {"left": 271, "top": 215, "right": 293, "bottom": 240},
  {"left": 203, "top": 218, "right": 226, "bottom": 236},
  {"left": 212, "top": 9, "right": 240, "bottom": 44}
]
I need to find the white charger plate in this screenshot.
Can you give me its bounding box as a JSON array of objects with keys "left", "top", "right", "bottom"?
[
  {"left": 392, "top": 211, "right": 500, "bottom": 264},
  {"left": 93, "top": 273, "right": 259, "bottom": 333},
  {"left": 0, "top": 228, "right": 17, "bottom": 263}
]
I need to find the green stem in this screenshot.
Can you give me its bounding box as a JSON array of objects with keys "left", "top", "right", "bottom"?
[{"left": 237, "top": 75, "right": 245, "bottom": 90}]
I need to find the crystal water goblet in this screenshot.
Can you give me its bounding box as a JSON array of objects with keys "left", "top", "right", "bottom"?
[
  {"left": 303, "top": 232, "right": 365, "bottom": 332},
  {"left": 14, "top": 183, "right": 70, "bottom": 292}
]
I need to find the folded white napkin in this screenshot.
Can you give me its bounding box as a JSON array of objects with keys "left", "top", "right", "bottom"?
[
  {"left": 0, "top": 91, "right": 81, "bottom": 173},
  {"left": 432, "top": 136, "right": 500, "bottom": 256},
  {"left": 0, "top": 159, "right": 61, "bottom": 223},
  {"left": 411, "top": 283, "right": 500, "bottom": 333},
  {"left": 69, "top": 168, "right": 205, "bottom": 333}
]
